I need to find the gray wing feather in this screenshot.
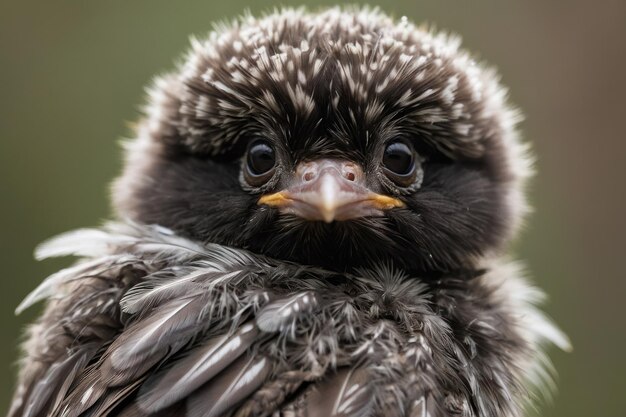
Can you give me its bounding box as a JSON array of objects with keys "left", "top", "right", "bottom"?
[
  {"left": 19, "top": 345, "right": 97, "bottom": 417},
  {"left": 80, "top": 378, "right": 145, "bottom": 417},
  {"left": 305, "top": 368, "right": 374, "bottom": 417},
  {"left": 138, "top": 323, "right": 260, "bottom": 413},
  {"left": 15, "top": 255, "right": 135, "bottom": 314},
  {"left": 187, "top": 355, "right": 271, "bottom": 417},
  {"left": 408, "top": 395, "right": 440, "bottom": 417},
  {"left": 256, "top": 291, "right": 319, "bottom": 333},
  {"left": 56, "top": 369, "right": 107, "bottom": 417},
  {"left": 120, "top": 268, "right": 242, "bottom": 314},
  {"left": 234, "top": 370, "right": 322, "bottom": 417},
  {"left": 109, "top": 296, "right": 207, "bottom": 374}
]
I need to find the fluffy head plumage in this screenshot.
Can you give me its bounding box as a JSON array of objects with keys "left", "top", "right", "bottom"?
[{"left": 113, "top": 7, "right": 531, "bottom": 274}]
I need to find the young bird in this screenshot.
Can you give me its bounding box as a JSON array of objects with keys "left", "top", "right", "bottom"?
[{"left": 9, "top": 7, "right": 570, "bottom": 417}]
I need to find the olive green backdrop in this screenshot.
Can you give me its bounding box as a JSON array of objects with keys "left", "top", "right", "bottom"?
[{"left": 1, "top": 1, "right": 624, "bottom": 416}]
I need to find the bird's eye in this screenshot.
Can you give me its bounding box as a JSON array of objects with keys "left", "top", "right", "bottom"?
[
  {"left": 382, "top": 140, "right": 417, "bottom": 186},
  {"left": 244, "top": 140, "right": 276, "bottom": 186}
]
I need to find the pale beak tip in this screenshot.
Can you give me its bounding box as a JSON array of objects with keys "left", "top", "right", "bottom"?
[{"left": 321, "top": 209, "right": 336, "bottom": 223}]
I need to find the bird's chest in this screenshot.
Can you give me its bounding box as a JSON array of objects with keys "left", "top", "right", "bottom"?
[{"left": 110, "top": 262, "right": 506, "bottom": 417}]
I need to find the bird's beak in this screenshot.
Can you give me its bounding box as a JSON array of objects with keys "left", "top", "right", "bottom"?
[{"left": 258, "top": 159, "right": 404, "bottom": 223}]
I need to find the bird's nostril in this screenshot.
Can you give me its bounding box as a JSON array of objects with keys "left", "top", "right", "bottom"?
[{"left": 342, "top": 163, "right": 358, "bottom": 181}]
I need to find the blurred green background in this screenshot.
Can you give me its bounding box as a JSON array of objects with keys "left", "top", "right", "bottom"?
[{"left": 1, "top": 1, "right": 624, "bottom": 416}]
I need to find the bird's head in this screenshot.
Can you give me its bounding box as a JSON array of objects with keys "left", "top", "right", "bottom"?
[{"left": 113, "top": 8, "right": 531, "bottom": 274}]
